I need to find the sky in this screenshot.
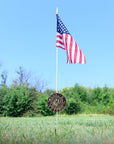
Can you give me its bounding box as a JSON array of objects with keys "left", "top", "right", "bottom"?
[{"left": 0, "top": 0, "right": 114, "bottom": 91}]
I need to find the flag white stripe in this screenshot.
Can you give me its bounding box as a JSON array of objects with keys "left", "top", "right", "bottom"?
[
  {"left": 67, "top": 35, "right": 71, "bottom": 63},
  {"left": 72, "top": 39, "right": 75, "bottom": 63},
  {"left": 56, "top": 37, "right": 63, "bottom": 43},
  {"left": 62, "top": 34, "right": 66, "bottom": 47},
  {"left": 76, "top": 46, "right": 80, "bottom": 63},
  {"left": 82, "top": 53, "right": 85, "bottom": 64},
  {"left": 56, "top": 43, "right": 65, "bottom": 48}
]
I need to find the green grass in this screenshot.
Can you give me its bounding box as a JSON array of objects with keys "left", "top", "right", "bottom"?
[{"left": 0, "top": 116, "right": 114, "bottom": 144}]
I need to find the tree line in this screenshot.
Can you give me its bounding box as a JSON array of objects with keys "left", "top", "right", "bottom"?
[{"left": 0, "top": 66, "right": 114, "bottom": 117}]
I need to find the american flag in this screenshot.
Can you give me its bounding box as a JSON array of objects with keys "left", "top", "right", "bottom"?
[{"left": 56, "top": 15, "right": 86, "bottom": 64}]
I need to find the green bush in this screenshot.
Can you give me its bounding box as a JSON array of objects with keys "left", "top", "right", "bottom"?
[
  {"left": 0, "top": 87, "right": 8, "bottom": 115},
  {"left": 73, "top": 84, "right": 88, "bottom": 102},
  {"left": 37, "top": 94, "right": 55, "bottom": 116},
  {"left": 65, "top": 98, "right": 81, "bottom": 114},
  {"left": 3, "top": 86, "right": 32, "bottom": 117},
  {"left": 106, "top": 100, "right": 114, "bottom": 115}
]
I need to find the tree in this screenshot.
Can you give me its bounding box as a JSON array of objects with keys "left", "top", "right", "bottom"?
[
  {"left": 13, "top": 66, "right": 31, "bottom": 86},
  {"left": 72, "top": 84, "right": 87, "bottom": 102},
  {"left": 91, "top": 87, "right": 102, "bottom": 105},
  {"left": 43, "top": 88, "right": 56, "bottom": 96},
  {"left": 102, "top": 86, "right": 111, "bottom": 105},
  {"left": 13, "top": 66, "right": 46, "bottom": 92},
  {"left": 0, "top": 71, "right": 8, "bottom": 87},
  {"left": 32, "top": 78, "right": 46, "bottom": 92}
]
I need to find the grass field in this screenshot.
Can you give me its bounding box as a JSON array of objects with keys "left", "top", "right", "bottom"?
[{"left": 0, "top": 115, "right": 114, "bottom": 144}]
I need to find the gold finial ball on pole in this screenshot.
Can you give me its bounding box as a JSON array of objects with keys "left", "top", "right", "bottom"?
[{"left": 56, "top": 8, "right": 58, "bottom": 15}]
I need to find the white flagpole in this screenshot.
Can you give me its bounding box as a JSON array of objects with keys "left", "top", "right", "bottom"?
[
  {"left": 56, "top": 46, "right": 58, "bottom": 128},
  {"left": 56, "top": 8, "right": 58, "bottom": 129}
]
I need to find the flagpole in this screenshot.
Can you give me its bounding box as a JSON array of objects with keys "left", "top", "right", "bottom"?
[
  {"left": 56, "top": 46, "right": 58, "bottom": 129},
  {"left": 56, "top": 8, "right": 58, "bottom": 129}
]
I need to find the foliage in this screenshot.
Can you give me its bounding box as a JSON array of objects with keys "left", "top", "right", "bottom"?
[
  {"left": 37, "top": 94, "right": 55, "bottom": 116},
  {"left": 65, "top": 98, "right": 81, "bottom": 114},
  {"left": 60, "top": 84, "right": 114, "bottom": 115},
  {"left": 73, "top": 84, "right": 88, "bottom": 102},
  {"left": 0, "top": 87, "right": 8, "bottom": 114},
  {"left": 3, "top": 86, "right": 32, "bottom": 117},
  {"left": 0, "top": 82, "right": 114, "bottom": 116},
  {"left": 43, "top": 88, "right": 56, "bottom": 96},
  {"left": 0, "top": 65, "right": 114, "bottom": 116},
  {"left": 13, "top": 66, "right": 31, "bottom": 86},
  {"left": 0, "top": 71, "right": 8, "bottom": 87}
]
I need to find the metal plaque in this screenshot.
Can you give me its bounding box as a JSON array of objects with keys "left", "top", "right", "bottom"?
[{"left": 47, "top": 93, "right": 66, "bottom": 113}]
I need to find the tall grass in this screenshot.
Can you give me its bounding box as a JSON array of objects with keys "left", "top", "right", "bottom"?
[{"left": 0, "top": 116, "right": 114, "bottom": 144}]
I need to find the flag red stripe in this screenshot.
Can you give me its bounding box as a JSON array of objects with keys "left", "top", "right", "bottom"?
[
  {"left": 69, "top": 36, "right": 73, "bottom": 63},
  {"left": 64, "top": 34, "right": 70, "bottom": 64},
  {"left": 56, "top": 45, "right": 65, "bottom": 50},
  {"left": 74, "top": 42, "right": 78, "bottom": 63},
  {"left": 79, "top": 49, "right": 82, "bottom": 63},
  {"left": 57, "top": 35, "right": 63, "bottom": 39},
  {"left": 56, "top": 40, "right": 64, "bottom": 46}
]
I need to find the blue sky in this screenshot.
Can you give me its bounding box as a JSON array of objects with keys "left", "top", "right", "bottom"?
[{"left": 0, "top": 0, "right": 114, "bottom": 90}]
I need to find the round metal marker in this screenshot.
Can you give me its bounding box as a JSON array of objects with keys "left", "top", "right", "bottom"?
[{"left": 47, "top": 93, "right": 66, "bottom": 113}]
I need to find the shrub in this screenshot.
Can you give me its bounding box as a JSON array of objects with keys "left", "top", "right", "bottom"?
[
  {"left": 65, "top": 98, "right": 81, "bottom": 114},
  {"left": 37, "top": 94, "right": 55, "bottom": 116},
  {"left": 3, "top": 86, "right": 32, "bottom": 117},
  {"left": 0, "top": 87, "right": 8, "bottom": 115}
]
